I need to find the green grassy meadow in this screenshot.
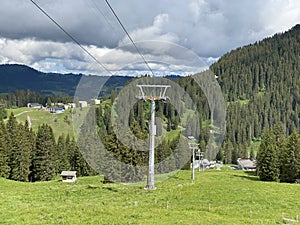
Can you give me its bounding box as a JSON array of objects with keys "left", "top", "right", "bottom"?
[
  {"left": 1, "top": 169, "right": 299, "bottom": 225},
  {"left": 5, "top": 107, "right": 83, "bottom": 139}
]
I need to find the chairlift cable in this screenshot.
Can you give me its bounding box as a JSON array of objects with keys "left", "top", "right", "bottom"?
[
  {"left": 29, "top": 0, "right": 113, "bottom": 75},
  {"left": 104, "top": 0, "right": 155, "bottom": 77},
  {"left": 89, "top": 0, "right": 117, "bottom": 35}
]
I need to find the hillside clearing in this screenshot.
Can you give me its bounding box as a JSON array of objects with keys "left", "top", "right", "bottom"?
[{"left": 6, "top": 107, "right": 79, "bottom": 139}]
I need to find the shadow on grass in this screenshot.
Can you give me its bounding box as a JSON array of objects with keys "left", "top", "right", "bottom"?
[
  {"left": 86, "top": 184, "right": 102, "bottom": 189},
  {"left": 103, "top": 186, "right": 118, "bottom": 192},
  {"left": 233, "top": 171, "right": 260, "bottom": 181}
]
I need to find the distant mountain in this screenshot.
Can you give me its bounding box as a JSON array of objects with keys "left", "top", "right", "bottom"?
[
  {"left": 0, "top": 64, "right": 183, "bottom": 98},
  {"left": 0, "top": 64, "right": 132, "bottom": 97}
]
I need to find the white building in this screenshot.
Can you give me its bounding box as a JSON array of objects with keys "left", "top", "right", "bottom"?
[
  {"left": 27, "top": 103, "right": 42, "bottom": 109},
  {"left": 61, "top": 171, "right": 77, "bottom": 183},
  {"left": 93, "top": 98, "right": 101, "bottom": 105},
  {"left": 78, "top": 101, "right": 88, "bottom": 108},
  {"left": 64, "top": 103, "right": 76, "bottom": 110}
]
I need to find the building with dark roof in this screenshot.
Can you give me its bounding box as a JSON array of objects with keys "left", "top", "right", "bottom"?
[
  {"left": 61, "top": 171, "right": 77, "bottom": 182},
  {"left": 237, "top": 158, "right": 256, "bottom": 171}
]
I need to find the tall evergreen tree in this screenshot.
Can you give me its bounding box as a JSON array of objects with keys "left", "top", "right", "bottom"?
[
  {"left": 32, "top": 124, "right": 56, "bottom": 181},
  {"left": 231, "top": 146, "right": 238, "bottom": 165},
  {"left": 7, "top": 114, "right": 31, "bottom": 181},
  {"left": 56, "top": 134, "right": 70, "bottom": 172},
  {"left": 257, "top": 130, "right": 280, "bottom": 181},
  {"left": 0, "top": 121, "right": 9, "bottom": 178},
  {"left": 16, "top": 122, "right": 32, "bottom": 181},
  {"left": 68, "top": 138, "right": 89, "bottom": 176},
  {"left": 272, "top": 124, "right": 286, "bottom": 180},
  {"left": 280, "top": 130, "right": 300, "bottom": 182},
  {"left": 9, "top": 126, "right": 31, "bottom": 181}
]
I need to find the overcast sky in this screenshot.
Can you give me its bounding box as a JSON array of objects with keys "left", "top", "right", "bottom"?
[{"left": 0, "top": 0, "right": 300, "bottom": 76}]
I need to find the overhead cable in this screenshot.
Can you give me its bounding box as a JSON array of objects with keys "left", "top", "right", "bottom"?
[
  {"left": 29, "top": 0, "right": 113, "bottom": 75},
  {"left": 104, "top": 0, "right": 155, "bottom": 77}
]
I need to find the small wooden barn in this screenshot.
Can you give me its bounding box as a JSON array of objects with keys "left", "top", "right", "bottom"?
[{"left": 60, "top": 171, "right": 77, "bottom": 183}]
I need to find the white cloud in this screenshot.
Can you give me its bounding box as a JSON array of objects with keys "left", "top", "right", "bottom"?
[
  {"left": 1, "top": 0, "right": 300, "bottom": 75},
  {"left": 119, "top": 14, "right": 179, "bottom": 46},
  {"left": 0, "top": 36, "right": 204, "bottom": 76},
  {"left": 0, "top": 37, "right": 103, "bottom": 73},
  {"left": 259, "top": 0, "right": 300, "bottom": 34}
]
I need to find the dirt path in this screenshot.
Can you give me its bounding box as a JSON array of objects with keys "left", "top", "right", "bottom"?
[{"left": 14, "top": 110, "right": 30, "bottom": 117}]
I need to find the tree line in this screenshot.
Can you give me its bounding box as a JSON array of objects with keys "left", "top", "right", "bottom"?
[
  {"left": 257, "top": 125, "right": 300, "bottom": 183},
  {"left": 0, "top": 89, "right": 73, "bottom": 108},
  {"left": 0, "top": 113, "right": 92, "bottom": 182}
]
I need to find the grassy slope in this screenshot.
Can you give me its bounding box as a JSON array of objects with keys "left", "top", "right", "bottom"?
[
  {"left": 1, "top": 169, "right": 299, "bottom": 225},
  {"left": 6, "top": 107, "right": 81, "bottom": 139}
]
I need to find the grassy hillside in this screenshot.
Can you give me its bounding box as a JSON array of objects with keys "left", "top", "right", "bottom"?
[
  {"left": 1, "top": 169, "right": 299, "bottom": 224},
  {"left": 6, "top": 107, "right": 76, "bottom": 139},
  {"left": 5, "top": 101, "right": 185, "bottom": 141}
]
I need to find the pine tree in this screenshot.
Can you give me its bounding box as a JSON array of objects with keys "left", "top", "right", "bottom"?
[
  {"left": 272, "top": 124, "right": 286, "bottom": 181},
  {"left": 16, "top": 122, "right": 32, "bottom": 181},
  {"left": 7, "top": 114, "right": 31, "bottom": 181},
  {"left": 256, "top": 130, "right": 280, "bottom": 181},
  {"left": 32, "top": 124, "right": 56, "bottom": 181},
  {"left": 69, "top": 138, "right": 89, "bottom": 176},
  {"left": 0, "top": 107, "right": 7, "bottom": 120},
  {"left": 231, "top": 147, "right": 238, "bottom": 164},
  {"left": 280, "top": 130, "right": 300, "bottom": 182},
  {"left": 0, "top": 121, "right": 10, "bottom": 178},
  {"left": 56, "top": 134, "right": 70, "bottom": 172}
]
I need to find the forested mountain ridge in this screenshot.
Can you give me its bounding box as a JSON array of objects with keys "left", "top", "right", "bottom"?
[
  {"left": 0, "top": 64, "right": 80, "bottom": 96},
  {"left": 212, "top": 24, "right": 300, "bottom": 102},
  {"left": 208, "top": 24, "right": 300, "bottom": 155},
  {"left": 0, "top": 64, "right": 132, "bottom": 96}
]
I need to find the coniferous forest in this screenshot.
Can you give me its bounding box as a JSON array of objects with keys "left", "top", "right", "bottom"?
[
  {"left": 256, "top": 126, "right": 300, "bottom": 183},
  {"left": 1, "top": 25, "right": 300, "bottom": 183},
  {"left": 211, "top": 25, "right": 300, "bottom": 168},
  {"left": 0, "top": 114, "right": 92, "bottom": 182}
]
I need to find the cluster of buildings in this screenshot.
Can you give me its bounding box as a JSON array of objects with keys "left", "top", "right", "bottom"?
[
  {"left": 192, "top": 158, "right": 257, "bottom": 171},
  {"left": 27, "top": 99, "right": 100, "bottom": 114}
]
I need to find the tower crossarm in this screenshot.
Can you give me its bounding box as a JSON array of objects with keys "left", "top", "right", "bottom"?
[{"left": 136, "top": 84, "right": 171, "bottom": 101}]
